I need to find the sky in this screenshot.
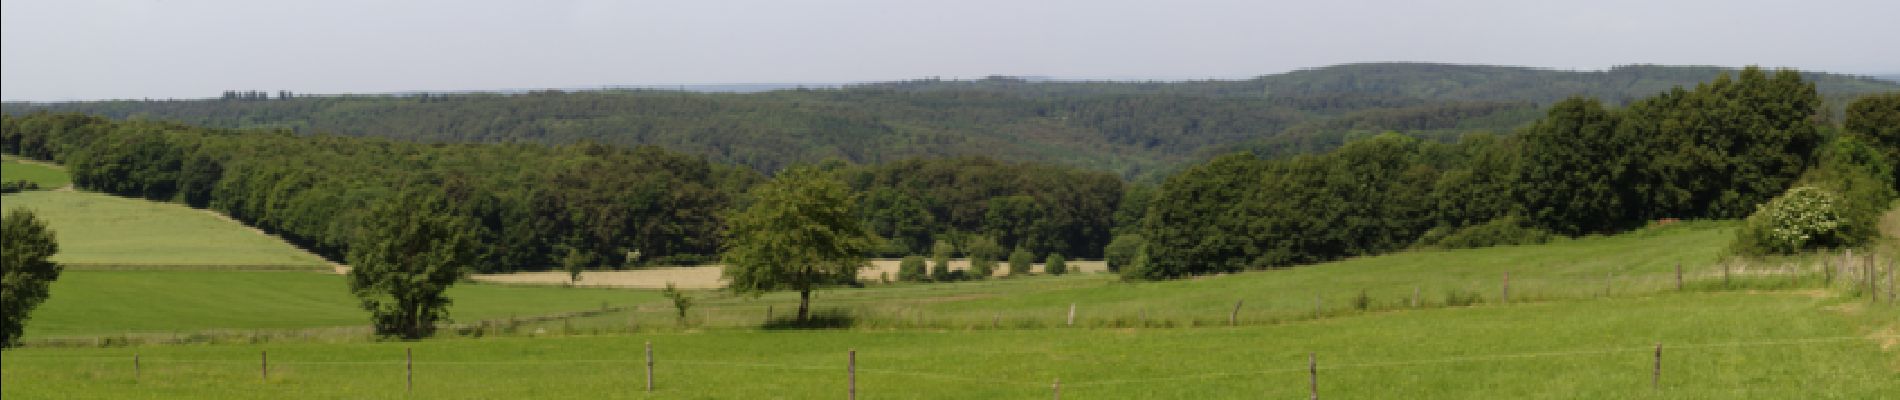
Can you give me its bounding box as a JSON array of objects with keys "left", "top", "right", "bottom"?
[{"left": 3, "top": 0, "right": 1896, "bottom": 101}]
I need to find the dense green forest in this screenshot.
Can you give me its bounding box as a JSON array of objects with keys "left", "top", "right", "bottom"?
[
  {"left": 7, "top": 63, "right": 1894, "bottom": 180},
  {"left": 1127, "top": 67, "right": 1900, "bottom": 279},
  {"left": 0, "top": 114, "right": 1126, "bottom": 272},
  {"left": 4, "top": 65, "right": 1896, "bottom": 281}
]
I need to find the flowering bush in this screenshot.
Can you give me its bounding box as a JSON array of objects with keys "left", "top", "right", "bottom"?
[{"left": 1732, "top": 186, "right": 1850, "bottom": 255}]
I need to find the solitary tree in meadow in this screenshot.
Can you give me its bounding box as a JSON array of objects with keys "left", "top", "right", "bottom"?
[
  {"left": 1, "top": 208, "right": 61, "bottom": 348},
  {"left": 722, "top": 166, "right": 875, "bottom": 322},
  {"left": 347, "top": 190, "right": 478, "bottom": 339}
]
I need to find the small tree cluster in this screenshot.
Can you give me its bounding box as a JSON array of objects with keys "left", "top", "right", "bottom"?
[{"left": 0, "top": 180, "right": 41, "bottom": 194}]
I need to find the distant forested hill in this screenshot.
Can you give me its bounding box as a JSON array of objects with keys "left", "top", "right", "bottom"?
[{"left": 6, "top": 63, "right": 1895, "bottom": 179}]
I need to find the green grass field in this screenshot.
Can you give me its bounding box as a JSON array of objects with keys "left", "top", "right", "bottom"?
[
  {"left": 2, "top": 166, "right": 1895, "bottom": 398},
  {"left": 1, "top": 191, "right": 330, "bottom": 266},
  {"left": 540, "top": 221, "right": 1760, "bottom": 330},
  {"left": 23, "top": 271, "right": 664, "bottom": 339},
  {"left": 3, "top": 293, "right": 1893, "bottom": 399},
  {"left": 0, "top": 156, "right": 71, "bottom": 188}
]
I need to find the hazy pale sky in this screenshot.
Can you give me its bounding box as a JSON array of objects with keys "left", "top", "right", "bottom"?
[{"left": 4, "top": 0, "right": 1896, "bottom": 101}]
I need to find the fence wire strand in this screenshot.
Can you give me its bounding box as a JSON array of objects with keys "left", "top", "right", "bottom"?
[{"left": 11, "top": 334, "right": 1893, "bottom": 389}]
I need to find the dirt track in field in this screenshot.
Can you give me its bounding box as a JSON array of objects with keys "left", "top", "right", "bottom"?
[{"left": 470, "top": 259, "right": 1107, "bottom": 289}]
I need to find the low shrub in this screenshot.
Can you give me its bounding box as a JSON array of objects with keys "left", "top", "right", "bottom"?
[
  {"left": 1044, "top": 254, "right": 1068, "bottom": 275},
  {"left": 1732, "top": 186, "right": 1853, "bottom": 256},
  {"left": 1007, "top": 247, "right": 1034, "bottom": 276},
  {"left": 1418, "top": 216, "right": 1554, "bottom": 249},
  {"left": 1103, "top": 234, "right": 1143, "bottom": 272},
  {"left": 1443, "top": 289, "right": 1484, "bottom": 307},
  {"left": 897, "top": 255, "right": 928, "bottom": 282}
]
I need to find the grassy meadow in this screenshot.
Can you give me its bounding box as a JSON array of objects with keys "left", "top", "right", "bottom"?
[
  {"left": 3, "top": 292, "right": 1893, "bottom": 399},
  {"left": 23, "top": 271, "right": 664, "bottom": 339},
  {"left": 2, "top": 190, "right": 330, "bottom": 267},
  {"left": 533, "top": 221, "right": 1776, "bottom": 331},
  {"left": 1, "top": 155, "right": 71, "bottom": 188}
]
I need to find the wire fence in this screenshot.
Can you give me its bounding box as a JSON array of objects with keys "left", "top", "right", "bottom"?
[
  {"left": 21, "top": 253, "right": 1896, "bottom": 348},
  {"left": 11, "top": 333, "right": 1896, "bottom": 397}
]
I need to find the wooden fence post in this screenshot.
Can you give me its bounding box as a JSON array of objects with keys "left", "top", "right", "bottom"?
[
  {"left": 1675, "top": 263, "right": 1683, "bottom": 291},
  {"left": 766, "top": 305, "right": 774, "bottom": 322},
  {"left": 1314, "top": 294, "right": 1322, "bottom": 319},
  {"left": 261, "top": 350, "right": 268, "bottom": 382},
  {"left": 1604, "top": 271, "right": 1612, "bottom": 297},
  {"left": 1052, "top": 378, "right": 1061, "bottom": 400},
  {"left": 1412, "top": 286, "right": 1420, "bottom": 308},
  {"left": 1866, "top": 253, "right": 1877, "bottom": 302},
  {"left": 1842, "top": 249, "right": 1850, "bottom": 289},
  {"left": 1230, "top": 300, "right": 1243, "bottom": 326},
  {"left": 1502, "top": 271, "right": 1510, "bottom": 303},
  {"left": 1723, "top": 262, "right": 1731, "bottom": 287},
  {"left": 1308, "top": 353, "right": 1318, "bottom": 400},
  {"left": 1652, "top": 342, "right": 1662, "bottom": 390},
  {"left": 406, "top": 347, "right": 414, "bottom": 392},
  {"left": 993, "top": 312, "right": 1001, "bottom": 328},
  {"left": 1067, "top": 303, "right": 1076, "bottom": 327},
  {"left": 848, "top": 349, "right": 857, "bottom": 400},
  {"left": 1825, "top": 259, "right": 1834, "bottom": 285},
  {"left": 134, "top": 352, "right": 140, "bottom": 382},
  {"left": 645, "top": 341, "right": 654, "bottom": 392}
]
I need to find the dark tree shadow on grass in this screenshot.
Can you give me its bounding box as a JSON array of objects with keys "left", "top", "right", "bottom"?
[{"left": 761, "top": 308, "right": 856, "bottom": 330}]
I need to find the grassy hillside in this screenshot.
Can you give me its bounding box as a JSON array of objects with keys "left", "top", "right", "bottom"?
[
  {"left": 542, "top": 221, "right": 1745, "bottom": 330},
  {"left": 1, "top": 155, "right": 70, "bottom": 188},
  {"left": 10, "top": 64, "right": 1890, "bottom": 178},
  {"left": 23, "top": 271, "right": 662, "bottom": 338},
  {"left": 1, "top": 190, "right": 330, "bottom": 267},
  {"left": 3, "top": 293, "right": 1892, "bottom": 398}
]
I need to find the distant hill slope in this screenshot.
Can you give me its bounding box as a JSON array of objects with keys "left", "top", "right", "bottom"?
[{"left": 6, "top": 63, "right": 1895, "bottom": 179}]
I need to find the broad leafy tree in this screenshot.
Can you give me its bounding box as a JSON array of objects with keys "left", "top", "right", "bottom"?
[
  {"left": 2, "top": 209, "right": 61, "bottom": 348},
  {"left": 722, "top": 166, "right": 875, "bottom": 321},
  {"left": 1514, "top": 97, "right": 1630, "bottom": 235},
  {"left": 1846, "top": 92, "right": 1900, "bottom": 187},
  {"left": 347, "top": 189, "right": 478, "bottom": 339}
]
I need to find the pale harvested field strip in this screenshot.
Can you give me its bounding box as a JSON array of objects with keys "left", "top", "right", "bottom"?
[{"left": 471, "top": 259, "right": 1108, "bottom": 289}]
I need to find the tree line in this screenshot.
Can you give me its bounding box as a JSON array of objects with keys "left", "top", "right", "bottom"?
[
  {"left": 0, "top": 113, "right": 1129, "bottom": 272},
  {"left": 1126, "top": 67, "right": 1900, "bottom": 279}
]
